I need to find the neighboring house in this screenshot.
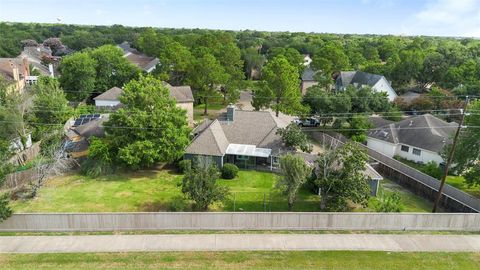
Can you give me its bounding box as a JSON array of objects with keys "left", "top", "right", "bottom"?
[
  {"left": 398, "top": 91, "right": 421, "bottom": 104},
  {"left": 185, "top": 105, "right": 383, "bottom": 196},
  {"left": 65, "top": 114, "right": 109, "bottom": 158},
  {"left": 367, "top": 114, "right": 457, "bottom": 165},
  {"left": 118, "top": 42, "right": 160, "bottom": 73},
  {"left": 93, "top": 83, "right": 195, "bottom": 126},
  {"left": 336, "top": 71, "right": 398, "bottom": 102},
  {"left": 185, "top": 105, "right": 287, "bottom": 170},
  {"left": 0, "top": 57, "right": 30, "bottom": 93},
  {"left": 165, "top": 82, "right": 195, "bottom": 126},
  {"left": 368, "top": 116, "right": 394, "bottom": 129},
  {"left": 93, "top": 87, "right": 123, "bottom": 108},
  {"left": 300, "top": 67, "right": 320, "bottom": 95},
  {"left": 303, "top": 54, "right": 312, "bottom": 67},
  {"left": 20, "top": 45, "right": 58, "bottom": 78}
]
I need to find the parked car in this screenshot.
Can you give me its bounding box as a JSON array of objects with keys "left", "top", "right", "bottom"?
[{"left": 293, "top": 118, "right": 320, "bottom": 127}]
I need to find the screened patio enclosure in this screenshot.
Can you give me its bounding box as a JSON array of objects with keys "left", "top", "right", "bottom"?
[{"left": 224, "top": 144, "right": 276, "bottom": 170}]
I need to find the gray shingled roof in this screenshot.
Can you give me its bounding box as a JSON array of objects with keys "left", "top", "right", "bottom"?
[
  {"left": 368, "top": 116, "right": 394, "bottom": 129},
  {"left": 185, "top": 110, "right": 284, "bottom": 156},
  {"left": 185, "top": 120, "right": 229, "bottom": 156},
  {"left": 93, "top": 87, "right": 124, "bottom": 101},
  {"left": 337, "top": 71, "right": 384, "bottom": 88},
  {"left": 301, "top": 68, "right": 319, "bottom": 81},
  {"left": 368, "top": 114, "right": 457, "bottom": 153},
  {"left": 166, "top": 84, "right": 194, "bottom": 103}
]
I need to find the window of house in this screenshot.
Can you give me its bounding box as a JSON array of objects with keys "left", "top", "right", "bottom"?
[
  {"left": 401, "top": 145, "right": 409, "bottom": 152},
  {"left": 413, "top": 148, "right": 421, "bottom": 156},
  {"left": 237, "top": 155, "right": 249, "bottom": 161}
]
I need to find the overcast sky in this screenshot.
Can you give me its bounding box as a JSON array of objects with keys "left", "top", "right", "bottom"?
[{"left": 0, "top": 0, "right": 479, "bottom": 37}]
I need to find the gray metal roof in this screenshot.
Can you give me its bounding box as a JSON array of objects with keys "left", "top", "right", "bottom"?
[{"left": 368, "top": 114, "right": 457, "bottom": 153}]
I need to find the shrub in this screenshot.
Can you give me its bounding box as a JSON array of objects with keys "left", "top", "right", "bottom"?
[
  {"left": 221, "top": 163, "right": 239, "bottom": 179},
  {"left": 374, "top": 192, "right": 403, "bottom": 212},
  {"left": 422, "top": 161, "right": 442, "bottom": 180},
  {"left": 178, "top": 159, "right": 192, "bottom": 173},
  {"left": 168, "top": 196, "right": 188, "bottom": 212}
]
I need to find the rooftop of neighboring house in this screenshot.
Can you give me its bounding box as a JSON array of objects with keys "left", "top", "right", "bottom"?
[
  {"left": 118, "top": 42, "right": 159, "bottom": 72},
  {"left": 93, "top": 84, "right": 194, "bottom": 104},
  {"left": 367, "top": 114, "right": 457, "bottom": 153},
  {"left": 337, "top": 71, "right": 387, "bottom": 88},
  {"left": 163, "top": 82, "right": 195, "bottom": 103},
  {"left": 93, "top": 87, "right": 124, "bottom": 101},
  {"left": 20, "top": 45, "right": 59, "bottom": 76},
  {"left": 399, "top": 91, "right": 421, "bottom": 103},
  {"left": 0, "top": 57, "right": 27, "bottom": 82},
  {"left": 185, "top": 107, "right": 288, "bottom": 157},
  {"left": 368, "top": 116, "right": 394, "bottom": 129},
  {"left": 301, "top": 67, "right": 319, "bottom": 81}
]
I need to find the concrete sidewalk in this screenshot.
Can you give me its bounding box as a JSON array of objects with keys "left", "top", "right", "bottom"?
[{"left": 1, "top": 234, "right": 480, "bottom": 253}]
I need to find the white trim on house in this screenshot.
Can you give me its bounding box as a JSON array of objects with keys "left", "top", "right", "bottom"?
[
  {"left": 94, "top": 99, "right": 121, "bottom": 107},
  {"left": 367, "top": 136, "right": 444, "bottom": 164},
  {"left": 372, "top": 77, "right": 398, "bottom": 102}
]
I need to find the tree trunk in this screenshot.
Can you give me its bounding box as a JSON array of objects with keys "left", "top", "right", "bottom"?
[
  {"left": 320, "top": 192, "right": 328, "bottom": 211},
  {"left": 204, "top": 97, "right": 208, "bottom": 116},
  {"left": 288, "top": 201, "right": 293, "bottom": 211},
  {"left": 275, "top": 97, "right": 280, "bottom": 117}
]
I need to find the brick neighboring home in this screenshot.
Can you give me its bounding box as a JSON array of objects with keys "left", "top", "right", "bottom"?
[
  {"left": 336, "top": 71, "right": 398, "bottom": 102},
  {"left": 0, "top": 57, "right": 30, "bottom": 93},
  {"left": 93, "top": 83, "right": 194, "bottom": 126},
  {"left": 367, "top": 114, "right": 457, "bottom": 165},
  {"left": 185, "top": 105, "right": 383, "bottom": 196},
  {"left": 118, "top": 42, "right": 159, "bottom": 73}
]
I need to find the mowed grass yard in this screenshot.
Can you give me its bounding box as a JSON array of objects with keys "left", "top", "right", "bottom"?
[
  {"left": 11, "top": 170, "right": 320, "bottom": 213},
  {"left": 1, "top": 251, "right": 479, "bottom": 270}
]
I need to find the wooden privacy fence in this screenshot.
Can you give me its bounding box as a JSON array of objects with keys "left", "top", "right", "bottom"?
[
  {"left": 0, "top": 213, "right": 479, "bottom": 232},
  {"left": 2, "top": 167, "right": 38, "bottom": 190},
  {"left": 310, "top": 131, "right": 480, "bottom": 213}
]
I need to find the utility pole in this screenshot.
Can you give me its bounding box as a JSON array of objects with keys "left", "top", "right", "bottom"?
[{"left": 432, "top": 97, "right": 469, "bottom": 212}]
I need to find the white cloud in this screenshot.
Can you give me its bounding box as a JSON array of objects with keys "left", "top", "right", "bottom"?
[{"left": 405, "top": 0, "right": 480, "bottom": 37}]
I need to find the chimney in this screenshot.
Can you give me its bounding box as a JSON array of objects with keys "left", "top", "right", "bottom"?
[
  {"left": 23, "top": 57, "right": 30, "bottom": 77},
  {"left": 48, "top": 64, "right": 54, "bottom": 78},
  {"left": 227, "top": 104, "right": 236, "bottom": 122}
]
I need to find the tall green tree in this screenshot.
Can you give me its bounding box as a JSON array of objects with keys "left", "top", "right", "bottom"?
[
  {"left": 277, "top": 154, "right": 311, "bottom": 211},
  {"left": 0, "top": 193, "right": 12, "bottom": 223},
  {"left": 59, "top": 52, "right": 97, "bottom": 101},
  {"left": 181, "top": 158, "right": 229, "bottom": 211},
  {"left": 252, "top": 56, "right": 303, "bottom": 117},
  {"left": 453, "top": 100, "right": 480, "bottom": 186},
  {"left": 276, "top": 124, "right": 313, "bottom": 153},
  {"left": 104, "top": 76, "right": 190, "bottom": 169},
  {"left": 90, "top": 45, "right": 139, "bottom": 93},
  {"left": 32, "top": 77, "right": 72, "bottom": 135},
  {"left": 315, "top": 142, "right": 370, "bottom": 211},
  {"left": 186, "top": 53, "right": 228, "bottom": 115}
]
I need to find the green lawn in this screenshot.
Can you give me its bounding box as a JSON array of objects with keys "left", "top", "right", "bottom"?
[
  {"left": 394, "top": 157, "right": 480, "bottom": 199},
  {"left": 194, "top": 102, "right": 226, "bottom": 121},
  {"left": 447, "top": 176, "right": 480, "bottom": 198},
  {"left": 11, "top": 170, "right": 320, "bottom": 212},
  {"left": 1, "top": 251, "right": 479, "bottom": 270},
  {"left": 362, "top": 178, "right": 434, "bottom": 212}
]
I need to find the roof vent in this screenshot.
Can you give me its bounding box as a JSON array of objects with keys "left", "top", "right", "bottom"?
[{"left": 227, "top": 104, "right": 235, "bottom": 122}]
